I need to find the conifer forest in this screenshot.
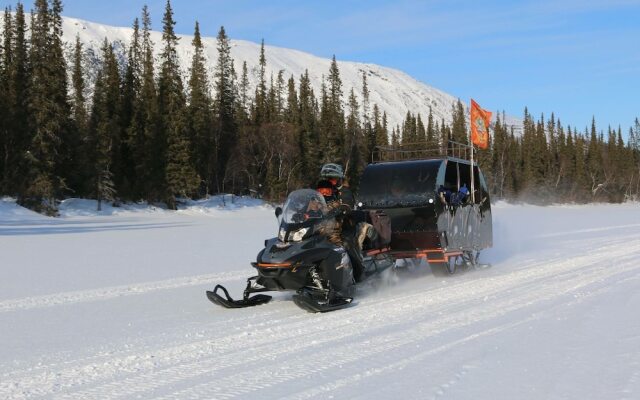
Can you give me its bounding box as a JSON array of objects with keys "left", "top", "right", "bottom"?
[{"left": 1, "top": 0, "right": 639, "bottom": 215}]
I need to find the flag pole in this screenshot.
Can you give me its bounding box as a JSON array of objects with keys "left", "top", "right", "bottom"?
[
  {"left": 469, "top": 99, "right": 491, "bottom": 205},
  {"left": 469, "top": 102, "right": 476, "bottom": 204}
]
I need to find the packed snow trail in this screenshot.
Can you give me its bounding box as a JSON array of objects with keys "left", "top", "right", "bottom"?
[
  {"left": 0, "top": 271, "right": 251, "bottom": 312},
  {"left": 1, "top": 200, "right": 639, "bottom": 399}
]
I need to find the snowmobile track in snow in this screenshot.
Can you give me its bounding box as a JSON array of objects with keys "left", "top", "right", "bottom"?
[
  {"left": 0, "top": 270, "right": 251, "bottom": 313},
  {"left": 2, "top": 233, "right": 640, "bottom": 399}
]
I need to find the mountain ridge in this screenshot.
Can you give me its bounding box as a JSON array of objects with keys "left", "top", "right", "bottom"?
[{"left": 54, "top": 15, "right": 520, "bottom": 134}]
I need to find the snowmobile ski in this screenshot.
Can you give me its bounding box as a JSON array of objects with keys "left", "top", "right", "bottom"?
[
  {"left": 206, "top": 284, "right": 272, "bottom": 309},
  {"left": 292, "top": 290, "right": 353, "bottom": 313}
]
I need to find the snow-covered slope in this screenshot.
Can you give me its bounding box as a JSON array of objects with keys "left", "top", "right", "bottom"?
[
  {"left": 58, "top": 16, "right": 520, "bottom": 133},
  {"left": 1, "top": 199, "right": 639, "bottom": 399}
]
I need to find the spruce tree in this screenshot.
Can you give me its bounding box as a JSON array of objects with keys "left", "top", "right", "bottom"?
[
  {"left": 135, "top": 6, "right": 161, "bottom": 200},
  {"left": 119, "top": 18, "right": 142, "bottom": 199},
  {"left": 391, "top": 127, "right": 399, "bottom": 146},
  {"left": 266, "top": 73, "right": 276, "bottom": 123},
  {"left": 0, "top": 8, "right": 9, "bottom": 194},
  {"left": 0, "top": 8, "right": 11, "bottom": 193},
  {"left": 187, "top": 21, "right": 213, "bottom": 195},
  {"left": 450, "top": 99, "right": 467, "bottom": 144},
  {"left": 361, "top": 72, "right": 370, "bottom": 129},
  {"left": 319, "top": 76, "right": 330, "bottom": 157},
  {"left": 345, "top": 87, "right": 364, "bottom": 186},
  {"left": 490, "top": 113, "right": 508, "bottom": 198},
  {"left": 298, "top": 69, "right": 319, "bottom": 182},
  {"left": 573, "top": 132, "right": 589, "bottom": 201},
  {"left": 440, "top": 117, "right": 450, "bottom": 154},
  {"left": 586, "top": 117, "right": 604, "bottom": 198},
  {"left": 322, "top": 56, "right": 345, "bottom": 163},
  {"left": 285, "top": 74, "right": 298, "bottom": 124},
  {"left": 361, "top": 72, "right": 374, "bottom": 160},
  {"left": 71, "top": 36, "right": 88, "bottom": 138},
  {"left": 426, "top": 107, "right": 437, "bottom": 149},
  {"left": 375, "top": 108, "right": 389, "bottom": 147},
  {"left": 6, "top": 3, "right": 29, "bottom": 196},
  {"left": 547, "top": 113, "right": 558, "bottom": 184},
  {"left": 632, "top": 118, "right": 640, "bottom": 199},
  {"left": 237, "top": 61, "right": 250, "bottom": 118},
  {"left": 213, "top": 25, "right": 237, "bottom": 192},
  {"left": 275, "top": 69, "right": 285, "bottom": 121},
  {"left": 533, "top": 114, "right": 549, "bottom": 197},
  {"left": 371, "top": 104, "right": 382, "bottom": 148},
  {"left": 382, "top": 112, "right": 389, "bottom": 144},
  {"left": 253, "top": 39, "right": 267, "bottom": 124},
  {"left": 158, "top": 0, "right": 199, "bottom": 207},
  {"left": 89, "top": 39, "right": 121, "bottom": 211},
  {"left": 401, "top": 111, "right": 414, "bottom": 146},
  {"left": 554, "top": 120, "right": 567, "bottom": 198},
  {"left": 50, "top": 0, "right": 75, "bottom": 197},
  {"left": 69, "top": 35, "right": 89, "bottom": 195},
  {"left": 520, "top": 108, "right": 536, "bottom": 194},
  {"left": 24, "top": 0, "right": 71, "bottom": 214}
]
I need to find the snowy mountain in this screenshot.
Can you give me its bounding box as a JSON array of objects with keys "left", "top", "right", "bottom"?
[{"left": 59, "top": 16, "right": 521, "bottom": 134}]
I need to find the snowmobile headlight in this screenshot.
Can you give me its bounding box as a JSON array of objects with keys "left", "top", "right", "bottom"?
[
  {"left": 289, "top": 227, "right": 309, "bottom": 242},
  {"left": 278, "top": 227, "right": 286, "bottom": 242}
]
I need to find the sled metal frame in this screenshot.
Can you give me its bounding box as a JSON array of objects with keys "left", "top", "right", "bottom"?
[
  {"left": 372, "top": 140, "right": 474, "bottom": 164},
  {"left": 391, "top": 249, "right": 462, "bottom": 263},
  {"left": 362, "top": 246, "right": 462, "bottom": 266}
]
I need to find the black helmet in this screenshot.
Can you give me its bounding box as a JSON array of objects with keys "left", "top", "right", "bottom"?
[{"left": 320, "top": 163, "right": 344, "bottom": 179}]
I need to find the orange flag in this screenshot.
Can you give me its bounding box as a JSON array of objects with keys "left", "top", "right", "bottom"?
[{"left": 470, "top": 99, "right": 492, "bottom": 149}]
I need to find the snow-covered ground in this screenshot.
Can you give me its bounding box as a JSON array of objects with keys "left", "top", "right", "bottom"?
[{"left": 1, "top": 198, "right": 639, "bottom": 399}]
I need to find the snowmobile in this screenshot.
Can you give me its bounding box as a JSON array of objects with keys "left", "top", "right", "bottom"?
[{"left": 207, "top": 189, "right": 395, "bottom": 313}]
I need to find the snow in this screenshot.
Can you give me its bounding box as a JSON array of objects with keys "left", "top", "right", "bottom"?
[{"left": 1, "top": 199, "right": 639, "bottom": 399}]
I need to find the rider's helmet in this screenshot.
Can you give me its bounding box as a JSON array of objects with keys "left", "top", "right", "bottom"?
[{"left": 320, "top": 163, "right": 344, "bottom": 179}]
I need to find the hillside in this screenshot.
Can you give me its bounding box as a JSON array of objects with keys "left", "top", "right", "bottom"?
[{"left": 59, "top": 15, "right": 519, "bottom": 132}]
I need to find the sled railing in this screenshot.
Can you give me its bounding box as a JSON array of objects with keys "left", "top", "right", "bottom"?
[{"left": 372, "top": 140, "right": 472, "bottom": 163}]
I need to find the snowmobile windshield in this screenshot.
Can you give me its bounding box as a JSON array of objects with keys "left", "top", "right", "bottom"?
[
  {"left": 358, "top": 160, "right": 441, "bottom": 208},
  {"left": 282, "top": 189, "right": 329, "bottom": 224}
]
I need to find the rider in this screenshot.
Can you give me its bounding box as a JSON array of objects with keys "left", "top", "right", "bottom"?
[
  {"left": 316, "top": 163, "right": 354, "bottom": 207},
  {"left": 316, "top": 163, "right": 372, "bottom": 281}
]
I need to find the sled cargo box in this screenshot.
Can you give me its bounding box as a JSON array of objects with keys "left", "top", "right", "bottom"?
[{"left": 356, "top": 157, "right": 492, "bottom": 258}]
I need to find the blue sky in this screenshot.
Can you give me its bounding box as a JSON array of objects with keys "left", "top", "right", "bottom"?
[{"left": 3, "top": 0, "right": 639, "bottom": 133}]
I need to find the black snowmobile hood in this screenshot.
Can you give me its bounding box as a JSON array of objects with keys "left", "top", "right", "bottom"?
[{"left": 259, "top": 236, "right": 339, "bottom": 266}]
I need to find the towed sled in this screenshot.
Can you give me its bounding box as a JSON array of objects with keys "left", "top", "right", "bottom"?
[{"left": 207, "top": 141, "right": 493, "bottom": 313}]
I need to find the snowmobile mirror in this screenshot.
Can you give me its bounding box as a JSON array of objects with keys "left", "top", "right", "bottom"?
[{"left": 275, "top": 206, "right": 283, "bottom": 218}]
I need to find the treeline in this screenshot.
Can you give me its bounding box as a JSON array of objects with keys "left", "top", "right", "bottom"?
[
  {"left": 0, "top": 0, "right": 396, "bottom": 214},
  {"left": 380, "top": 102, "right": 640, "bottom": 204},
  {"left": 480, "top": 113, "right": 640, "bottom": 204},
  {"left": 0, "top": 1, "right": 639, "bottom": 215}
]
